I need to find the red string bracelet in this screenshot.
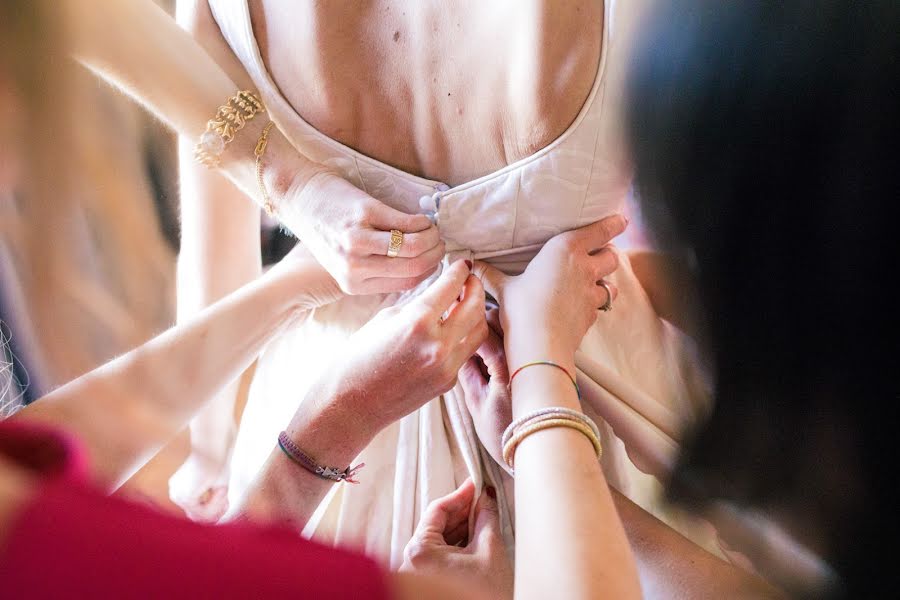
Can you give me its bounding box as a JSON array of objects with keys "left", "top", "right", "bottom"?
[{"left": 508, "top": 361, "right": 581, "bottom": 401}]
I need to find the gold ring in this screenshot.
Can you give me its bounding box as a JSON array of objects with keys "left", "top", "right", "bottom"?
[
  {"left": 387, "top": 229, "right": 404, "bottom": 258},
  {"left": 598, "top": 280, "right": 613, "bottom": 312}
]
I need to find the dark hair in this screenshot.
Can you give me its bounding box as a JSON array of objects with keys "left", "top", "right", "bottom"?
[{"left": 627, "top": 1, "right": 899, "bottom": 594}]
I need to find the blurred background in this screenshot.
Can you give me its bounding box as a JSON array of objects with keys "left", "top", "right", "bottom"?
[{"left": 0, "top": 0, "right": 182, "bottom": 507}]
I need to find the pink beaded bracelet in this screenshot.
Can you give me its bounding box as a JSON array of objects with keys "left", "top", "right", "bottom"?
[{"left": 277, "top": 431, "right": 365, "bottom": 484}]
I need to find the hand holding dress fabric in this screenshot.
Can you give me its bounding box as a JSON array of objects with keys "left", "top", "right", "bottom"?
[
  {"left": 294, "top": 260, "right": 490, "bottom": 443},
  {"left": 473, "top": 214, "right": 625, "bottom": 365},
  {"left": 402, "top": 479, "right": 513, "bottom": 600},
  {"left": 279, "top": 170, "right": 445, "bottom": 295},
  {"left": 458, "top": 308, "right": 512, "bottom": 472},
  {"left": 233, "top": 260, "right": 490, "bottom": 528}
]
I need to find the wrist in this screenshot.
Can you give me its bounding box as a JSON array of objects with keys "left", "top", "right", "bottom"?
[
  {"left": 257, "top": 266, "right": 313, "bottom": 328},
  {"left": 509, "top": 363, "right": 582, "bottom": 417},
  {"left": 284, "top": 378, "right": 376, "bottom": 468},
  {"left": 262, "top": 129, "right": 332, "bottom": 207},
  {"left": 503, "top": 328, "right": 576, "bottom": 373},
  {"left": 503, "top": 328, "right": 580, "bottom": 416}
]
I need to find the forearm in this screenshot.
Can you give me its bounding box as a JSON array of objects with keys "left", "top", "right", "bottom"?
[
  {"left": 230, "top": 378, "right": 377, "bottom": 529},
  {"left": 177, "top": 141, "right": 262, "bottom": 318},
  {"left": 14, "top": 267, "right": 309, "bottom": 488},
  {"left": 68, "top": 0, "right": 230, "bottom": 143},
  {"left": 507, "top": 340, "right": 641, "bottom": 600},
  {"left": 628, "top": 250, "right": 701, "bottom": 338},
  {"left": 170, "top": 131, "right": 265, "bottom": 501},
  {"left": 68, "top": 0, "right": 321, "bottom": 203},
  {"left": 611, "top": 489, "right": 781, "bottom": 599}
]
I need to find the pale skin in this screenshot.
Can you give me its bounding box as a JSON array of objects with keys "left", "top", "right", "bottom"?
[
  {"left": 401, "top": 217, "right": 641, "bottom": 600},
  {"left": 231, "top": 259, "right": 489, "bottom": 529},
  {"left": 405, "top": 217, "right": 778, "bottom": 598},
  {"left": 0, "top": 246, "right": 489, "bottom": 600},
  {"left": 0, "top": 220, "right": 623, "bottom": 600},
  {"left": 169, "top": 0, "right": 602, "bottom": 515},
  {"left": 63, "top": 0, "right": 765, "bottom": 595},
  {"left": 482, "top": 217, "right": 642, "bottom": 600},
  {"left": 0, "top": 12, "right": 486, "bottom": 599},
  {"left": 230, "top": 218, "right": 628, "bottom": 599},
  {"left": 70, "top": 0, "right": 447, "bottom": 515}
]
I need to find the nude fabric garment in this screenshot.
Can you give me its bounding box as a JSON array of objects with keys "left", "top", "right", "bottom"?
[{"left": 179, "top": 0, "right": 712, "bottom": 567}]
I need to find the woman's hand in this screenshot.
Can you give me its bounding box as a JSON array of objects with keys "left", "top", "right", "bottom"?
[
  {"left": 402, "top": 479, "right": 513, "bottom": 600},
  {"left": 459, "top": 308, "right": 513, "bottom": 472},
  {"left": 474, "top": 215, "right": 626, "bottom": 365},
  {"left": 289, "top": 260, "right": 490, "bottom": 453},
  {"left": 278, "top": 170, "right": 446, "bottom": 295}
]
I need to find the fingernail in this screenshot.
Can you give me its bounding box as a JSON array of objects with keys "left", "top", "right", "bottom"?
[
  {"left": 485, "top": 486, "right": 496, "bottom": 500},
  {"left": 465, "top": 260, "right": 473, "bottom": 271}
]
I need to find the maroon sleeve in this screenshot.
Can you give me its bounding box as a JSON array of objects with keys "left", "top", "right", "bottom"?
[
  {"left": 0, "top": 423, "right": 390, "bottom": 599},
  {"left": 0, "top": 480, "right": 390, "bottom": 599}
]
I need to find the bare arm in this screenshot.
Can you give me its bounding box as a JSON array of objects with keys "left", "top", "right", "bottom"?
[
  {"left": 508, "top": 356, "right": 641, "bottom": 600},
  {"left": 68, "top": 0, "right": 442, "bottom": 291},
  {"left": 477, "top": 216, "right": 642, "bottom": 600},
  {"left": 67, "top": 0, "right": 319, "bottom": 196},
  {"left": 231, "top": 261, "right": 488, "bottom": 528},
  {"left": 167, "top": 0, "right": 268, "bottom": 516},
  {"left": 628, "top": 250, "right": 701, "bottom": 339},
  {"left": 611, "top": 489, "right": 783, "bottom": 598},
  {"left": 12, "top": 253, "right": 341, "bottom": 489}
]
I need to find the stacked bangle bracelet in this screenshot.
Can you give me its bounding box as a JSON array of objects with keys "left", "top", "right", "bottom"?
[{"left": 501, "top": 407, "right": 603, "bottom": 473}]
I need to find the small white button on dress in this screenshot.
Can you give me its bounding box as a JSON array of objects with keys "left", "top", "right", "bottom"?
[{"left": 418, "top": 186, "right": 446, "bottom": 225}]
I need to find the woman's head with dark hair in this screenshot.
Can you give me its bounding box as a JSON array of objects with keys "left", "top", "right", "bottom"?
[{"left": 627, "top": 0, "right": 899, "bottom": 592}]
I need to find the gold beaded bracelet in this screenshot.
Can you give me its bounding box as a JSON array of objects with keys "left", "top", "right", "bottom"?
[
  {"left": 502, "top": 418, "right": 603, "bottom": 472},
  {"left": 194, "top": 90, "right": 265, "bottom": 168}
]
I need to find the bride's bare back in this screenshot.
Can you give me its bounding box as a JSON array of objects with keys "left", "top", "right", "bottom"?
[{"left": 250, "top": 0, "right": 603, "bottom": 186}]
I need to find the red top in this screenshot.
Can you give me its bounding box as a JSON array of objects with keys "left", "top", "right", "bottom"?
[{"left": 0, "top": 421, "right": 390, "bottom": 599}]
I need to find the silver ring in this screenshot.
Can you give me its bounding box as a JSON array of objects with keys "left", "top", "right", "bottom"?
[{"left": 597, "top": 280, "right": 613, "bottom": 312}]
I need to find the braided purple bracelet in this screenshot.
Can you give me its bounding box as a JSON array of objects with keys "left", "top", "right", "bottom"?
[{"left": 277, "top": 431, "right": 365, "bottom": 484}]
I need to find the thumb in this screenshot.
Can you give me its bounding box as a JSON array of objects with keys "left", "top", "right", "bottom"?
[
  {"left": 415, "top": 259, "right": 471, "bottom": 314},
  {"left": 415, "top": 478, "right": 476, "bottom": 539},
  {"left": 476, "top": 329, "right": 507, "bottom": 380},
  {"left": 459, "top": 357, "right": 487, "bottom": 405},
  {"left": 471, "top": 486, "right": 502, "bottom": 552},
  {"left": 472, "top": 261, "right": 507, "bottom": 305}
]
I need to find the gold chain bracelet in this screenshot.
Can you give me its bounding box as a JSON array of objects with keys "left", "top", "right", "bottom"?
[
  {"left": 194, "top": 90, "right": 265, "bottom": 168},
  {"left": 254, "top": 121, "right": 277, "bottom": 217}
]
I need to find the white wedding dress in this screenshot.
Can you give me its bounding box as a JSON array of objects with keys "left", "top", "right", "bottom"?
[{"left": 177, "top": 0, "right": 712, "bottom": 567}]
